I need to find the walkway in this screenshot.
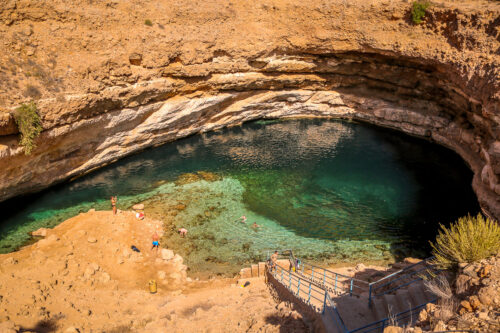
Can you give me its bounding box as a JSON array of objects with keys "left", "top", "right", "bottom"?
[{"left": 266, "top": 251, "right": 439, "bottom": 333}]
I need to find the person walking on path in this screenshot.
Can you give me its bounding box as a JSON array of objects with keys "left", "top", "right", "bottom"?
[
  {"left": 270, "top": 250, "right": 279, "bottom": 271},
  {"left": 151, "top": 231, "right": 160, "bottom": 254},
  {"left": 111, "top": 196, "right": 117, "bottom": 215}
]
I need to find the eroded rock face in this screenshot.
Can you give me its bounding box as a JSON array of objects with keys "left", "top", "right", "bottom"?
[{"left": 0, "top": 0, "right": 499, "bottom": 218}]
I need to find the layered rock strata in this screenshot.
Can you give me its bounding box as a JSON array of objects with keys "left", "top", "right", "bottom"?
[{"left": 0, "top": 0, "right": 499, "bottom": 218}]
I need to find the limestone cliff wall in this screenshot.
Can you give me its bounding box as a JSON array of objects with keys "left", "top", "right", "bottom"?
[{"left": 0, "top": 0, "right": 499, "bottom": 218}]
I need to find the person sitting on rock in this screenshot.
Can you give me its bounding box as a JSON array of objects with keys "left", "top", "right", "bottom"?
[{"left": 178, "top": 227, "right": 188, "bottom": 237}]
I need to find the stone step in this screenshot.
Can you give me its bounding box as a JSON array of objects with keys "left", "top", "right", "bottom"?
[
  {"left": 395, "top": 289, "right": 413, "bottom": 312},
  {"left": 408, "top": 283, "right": 428, "bottom": 306},
  {"left": 383, "top": 294, "right": 402, "bottom": 316},
  {"left": 335, "top": 295, "right": 375, "bottom": 330},
  {"left": 371, "top": 297, "right": 388, "bottom": 322},
  {"left": 239, "top": 261, "right": 268, "bottom": 278}
]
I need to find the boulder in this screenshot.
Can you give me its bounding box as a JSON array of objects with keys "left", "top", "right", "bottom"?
[
  {"left": 31, "top": 228, "right": 48, "bottom": 237},
  {"left": 403, "top": 257, "right": 422, "bottom": 265},
  {"left": 161, "top": 249, "right": 174, "bottom": 260},
  {"left": 418, "top": 309, "right": 428, "bottom": 322},
  {"left": 468, "top": 295, "right": 482, "bottom": 310},
  {"left": 455, "top": 274, "right": 472, "bottom": 293},
  {"left": 478, "top": 311, "right": 489, "bottom": 320},
  {"left": 100, "top": 272, "right": 111, "bottom": 283},
  {"left": 158, "top": 271, "right": 166, "bottom": 280},
  {"left": 478, "top": 286, "right": 494, "bottom": 306},
  {"left": 87, "top": 237, "right": 97, "bottom": 243},
  {"left": 425, "top": 303, "right": 436, "bottom": 313},
  {"left": 0, "top": 321, "right": 19, "bottom": 333},
  {"left": 383, "top": 326, "right": 402, "bottom": 333},
  {"left": 132, "top": 203, "right": 145, "bottom": 210},
  {"left": 460, "top": 300, "right": 472, "bottom": 313},
  {"left": 129, "top": 53, "right": 142, "bottom": 66},
  {"left": 462, "top": 264, "right": 478, "bottom": 278},
  {"left": 172, "top": 254, "right": 183, "bottom": 264},
  {"left": 478, "top": 264, "right": 492, "bottom": 278},
  {"left": 433, "top": 321, "right": 446, "bottom": 332},
  {"left": 354, "top": 263, "right": 366, "bottom": 271},
  {"left": 64, "top": 327, "right": 80, "bottom": 333}
]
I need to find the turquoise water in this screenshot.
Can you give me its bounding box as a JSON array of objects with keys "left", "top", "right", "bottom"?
[{"left": 0, "top": 119, "right": 479, "bottom": 275}]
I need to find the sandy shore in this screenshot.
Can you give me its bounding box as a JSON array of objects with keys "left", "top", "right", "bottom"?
[{"left": 0, "top": 210, "right": 320, "bottom": 332}]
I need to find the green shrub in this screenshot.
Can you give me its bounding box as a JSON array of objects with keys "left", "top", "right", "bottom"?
[
  {"left": 144, "top": 19, "right": 153, "bottom": 26},
  {"left": 13, "top": 101, "right": 42, "bottom": 155},
  {"left": 411, "top": 1, "right": 430, "bottom": 24},
  {"left": 430, "top": 213, "right": 500, "bottom": 269}
]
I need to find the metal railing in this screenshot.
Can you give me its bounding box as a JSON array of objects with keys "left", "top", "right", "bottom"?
[
  {"left": 265, "top": 250, "right": 438, "bottom": 333},
  {"left": 347, "top": 298, "right": 437, "bottom": 333},
  {"left": 271, "top": 263, "right": 328, "bottom": 312},
  {"left": 367, "top": 257, "right": 437, "bottom": 306},
  {"left": 299, "top": 261, "right": 370, "bottom": 297}
]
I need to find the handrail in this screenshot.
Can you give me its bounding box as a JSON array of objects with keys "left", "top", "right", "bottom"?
[
  {"left": 347, "top": 298, "right": 437, "bottom": 333},
  {"left": 371, "top": 266, "right": 433, "bottom": 296},
  {"left": 370, "top": 257, "right": 434, "bottom": 286},
  {"left": 265, "top": 249, "right": 439, "bottom": 333},
  {"left": 302, "top": 262, "right": 370, "bottom": 285},
  {"left": 324, "top": 292, "right": 349, "bottom": 332}
]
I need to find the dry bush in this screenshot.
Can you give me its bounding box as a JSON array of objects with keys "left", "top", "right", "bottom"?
[
  {"left": 430, "top": 214, "right": 500, "bottom": 269},
  {"left": 24, "top": 84, "right": 42, "bottom": 98},
  {"left": 425, "top": 275, "right": 456, "bottom": 323},
  {"left": 424, "top": 275, "right": 452, "bottom": 300}
]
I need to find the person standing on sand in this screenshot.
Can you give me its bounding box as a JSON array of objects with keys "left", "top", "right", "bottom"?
[
  {"left": 111, "top": 196, "right": 117, "bottom": 215},
  {"left": 151, "top": 231, "right": 160, "bottom": 254}
]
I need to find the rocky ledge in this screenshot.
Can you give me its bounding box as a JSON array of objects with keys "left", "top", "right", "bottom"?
[{"left": 0, "top": 0, "right": 499, "bottom": 218}]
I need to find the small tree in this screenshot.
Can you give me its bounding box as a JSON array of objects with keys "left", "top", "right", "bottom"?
[
  {"left": 13, "top": 101, "right": 42, "bottom": 155},
  {"left": 430, "top": 213, "right": 500, "bottom": 269},
  {"left": 411, "top": 1, "right": 431, "bottom": 24}
]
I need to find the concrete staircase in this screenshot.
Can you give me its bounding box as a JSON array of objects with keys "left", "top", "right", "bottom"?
[{"left": 261, "top": 255, "right": 438, "bottom": 333}]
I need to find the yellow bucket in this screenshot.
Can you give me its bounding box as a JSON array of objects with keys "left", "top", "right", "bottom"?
[{"left": 149, "top": 280, "right": 157, "bottom": 294}]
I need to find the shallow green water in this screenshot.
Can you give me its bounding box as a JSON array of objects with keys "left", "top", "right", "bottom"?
[{"left": 0, "top": 119, "right": 479, "bottom": 275}]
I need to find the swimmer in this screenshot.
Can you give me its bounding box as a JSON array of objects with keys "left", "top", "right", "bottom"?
[
  {"left": 151, "top": 231, "right": 160, "bottom": 254},
  {"left": 239, "top": 215, "right": 247, "bottom": 223},
  {"left": 251, "top": 222, "right": 261, "bottom": 229},
  {"left": 178, "top": 227, "right": 188, "bottom": 237}
]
